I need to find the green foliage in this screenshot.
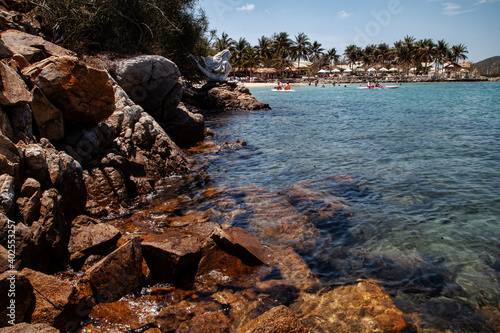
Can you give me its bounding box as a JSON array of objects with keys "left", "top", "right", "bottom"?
[{"left": 25, "top": 0, "right": 210, "bottom": 75}]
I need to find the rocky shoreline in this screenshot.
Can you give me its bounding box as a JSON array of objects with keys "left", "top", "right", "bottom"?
[{"left": 3, "top": 2, "right": 496, "bottom": 333}]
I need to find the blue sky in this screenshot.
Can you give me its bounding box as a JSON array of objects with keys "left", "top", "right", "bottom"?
[{"left": 198, "top": 0, "right": 500, "bottom": 62}]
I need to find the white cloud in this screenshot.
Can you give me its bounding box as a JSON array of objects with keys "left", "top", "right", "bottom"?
[
  {"left": 442, "top": 2, "right": 474, "bottom": 15},
  {"left": 337, "top": 10, "right": 351, "bottom": 19},
  {"left": 236, "top": 4, "right": 255, "bottom": 11}
]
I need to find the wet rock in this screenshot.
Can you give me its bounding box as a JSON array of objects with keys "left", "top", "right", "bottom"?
[
  {"left": 0, "top": 323, "right": 59, "bottom": 333},
  {"left": 0, "top": 29, "right": 76, "bottom": 63},
  {"left": 68, "top": 216, "right": 121, "bottom": 262},
  {"left": 0, "top": 60, "right": 32, "bottom": 106},
  {"left": 21, "top": 268, "right": 89, "bottom": 330},
  {"left": 212, "top": 226, "right": 273, "bottom": 266},
  {"left": 113, "top": 55, "right": 184, "bottom": 119},
  {"left": 89, "top": 300, "right": 158, "bottom": 332},
  {"left": 86, "top": 237, "right": 143, "bottom": 303},
  {"left": 0, "top": 270, "right": 35, "bottom": 327},
  {"left": 22, "top": 56, "right": 115, "bottom": 123},
  {"left": 154, "top": 298, "right": 226, "bottom": 332},
  {"left": 29, "top": 86, "right": 64, "bottom": 141},
  {"left": 237, "top": 305, "right": 310, "bottom": 333},
  {"left": 291, "top": 280, "right": 406, "bottom": 333},
  {"left": 141, "top": 223, "right": 219, "bottom": 284}
]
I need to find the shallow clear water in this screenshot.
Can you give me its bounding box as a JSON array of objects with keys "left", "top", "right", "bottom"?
[{"left": 194, "top": 82, "right": 500, "bottom": 326}]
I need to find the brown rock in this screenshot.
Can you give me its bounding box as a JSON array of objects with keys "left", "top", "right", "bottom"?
[
  {"left": 86, "top": 237, "right": 143, "bottom": 303},
  {"left": 0, "top": 270, "right": 35, "bottom": 327},
  {"left": 177, "top": 311, "right": 230, "bottom": 333},
  {"left": 238, "top": 305, "right": 310, "bottom": 333},
  {"left": 141, "top": 222, "right": 219, "bottom": 284},
  {"left": 0, "top": 134, "right": 19, "bottom": 178},
  {"left": 161, "top": 102, "right": 205, "bottom": 148},
  {"left": 16, "top": 178, "right": 41, "bottom": 225},
  {"left": 68, "top": 219, "right": 121, "bottom": 259},
  {"left": 21, "top": 268, "right": 89, "bottom": 330},
  {"left": 291, "top": 280, "right": 406, "bottom": 333},
  {"left": 0, "top": 39, "right": 13, "bottom": 59},
  {"left": 22, "top": 56, "right": 115, "bottom": 123},
  {"left": 0, "top": 29, "right": 76, "bottom": 63},
  {"left": 4, "top": 104, "right": 33, "bottom": 141},
  {"left": 211, "top": 226, "right": 274, "bottom": 266},
  {"left": 30, "top": 86, "right": 64, "bottom": 141},
  {"left": 0, "top": 323, "right": 59, "bottom": 333},
  {"left": 0, "top": 216, "right": 33, "bottom": 269},
  {"left": 0, "top": 61, "right": 32, "bottom": 107},
  {"left": 0, "top": 245, "right": 8, "bottom": 274},
  {"left": 90, "top": 300, "right": 157, "bottom": 331},
  {"left": 0, "top": 107, "right": 13, "bottom": 139}
]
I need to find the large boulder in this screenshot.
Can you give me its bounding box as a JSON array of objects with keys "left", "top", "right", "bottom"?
[
  {"left": 21, "top": 268, "right": 90, "bottom": 330},
  {"left": 183, "top": 82, "right": 270, "bottom": 113},
  {"left": 22, "top": 56, "right": 115, "bottom": 123},
  {"left": 0, "top": 270, "right": 35, "bottom": 327},
  {"left": 0, "top": 29, "right": 76, "bottom": 63},
  {"left": 86, "top": 237, "right": 143, "bottom": 303},
  {"left": 29, "top": 87, "right": 64, "bottom": 141},
  {"left": 0, "top": 61, "right": 32, "bottom": 107},
  {"left": 237, "top": 305, "right": 310, "bottom": 333},
  {"left": 113, "top": 55, "right": 184, "bottom": 119},
  {"left": 160, "top": 102, "right": 204, "bottom": 148}
]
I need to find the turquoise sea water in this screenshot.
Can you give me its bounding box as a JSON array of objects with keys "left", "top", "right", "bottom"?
[{"left": 197, "top": 82, "right": 500, "bottom": 328}]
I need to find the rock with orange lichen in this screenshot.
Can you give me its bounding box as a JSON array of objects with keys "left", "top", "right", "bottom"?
[{"left": 291, "top": 280, "right": 406, "bottom": 333}]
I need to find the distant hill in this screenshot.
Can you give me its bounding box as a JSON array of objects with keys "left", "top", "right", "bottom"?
[{"left": 472, "top": 56, "right": 500, "bottom": 75}]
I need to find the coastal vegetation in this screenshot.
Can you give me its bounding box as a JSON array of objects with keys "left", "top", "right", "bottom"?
[
  {"left": 212, "top": 32, "right": 469, "bottom": 77},
  {"left": 21, "top": 0, "right": 210, "bottom": 73}
]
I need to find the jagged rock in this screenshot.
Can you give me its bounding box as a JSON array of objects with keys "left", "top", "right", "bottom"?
[
  {"left": 113, "top": 55, "right": 184, "bottom": 119},
  {"left": 22, "top": 56, "right": 115, "bottom": 123},
  {"left": 0, "top": 39, "right": 13, "bottom": 59},
  {"left": 21, "top": 143, "right": 48, "bottom": 183},
  {"left": 290, "top": 280, "right": 406, "bottom": 333},
  {"left": 21, "top": 268, "right": 89, "bottom": 330},
  {"left": 0, "top": 245, "right": 8, "bottom": 273},
  {"left": 15, "top": 177, "right": 41, "bottom": 225},
  {"left": 183, "top": 82, "right": 270, "bottom": 113},
  {"left": 0, "top": 134, "right": 19, "bottom": 178},
  {"left": 0, "top": 215, "right": 33, "bottom": 269},
  {"left": 4, "top": 104, "right": 33, "bottom": 141},
  {"left": 30, "top": 87, "right": 64, "bottom": 141},
  {"left": 0, "top": 107, "right": 13, "bottom": 139},
  {"left": 0, "top": 60, "right": 32, "bottom": 107},
  {"left": 86, "top": 237, "right": 143, "bottom": 303},
  {"left": 161, "top": 102, "right": 204, "bottom": 148},
  {"left": 0, "top": 29, "right": 76, "bottom": 63},
  {"left": 0, "top": 270, "right": 35, "bottom": 327},
  {"left": 237, "top": 305, "right": 310, "bottom": 333},
  {"left": 68, "top": 216, "right": 121, "bottom": 261},
  {"left": 141, "top": 222, "right": 220, "bottom": 284},
  {"left": 31, "top": 188, "right": 69, "bottom": 271},
  {"left": 0, "top": 323, "right": 59, "bottom": 333},
  {"left": 0, "top": 174, "right": 14, "bottom": 214}
]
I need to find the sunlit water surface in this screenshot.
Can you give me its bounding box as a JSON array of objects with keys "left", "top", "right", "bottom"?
[{"left": 184, "top": 82, "right": 500, "bottom": 330}]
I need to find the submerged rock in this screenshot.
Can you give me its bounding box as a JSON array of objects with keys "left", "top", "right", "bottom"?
[{"left": 237, "top": 305, "right": 310, "bottom": 333}]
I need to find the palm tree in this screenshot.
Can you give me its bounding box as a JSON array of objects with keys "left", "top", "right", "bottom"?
[
  {"left": 415, "top": 38, "right": 436, "bottom": 73},
  {"left": 377, "top": 43, "right": 392, "bottom": 67},
  {"left": 242, "top": 47, "right": 261, "bottom": 77},
  {"left": 451, "top": 43, "right": 468, "bottom": 62},
  {"left": 256, "top": 36, "right": 273, "bottom": 67},
  {"left": 272, "top": 32, "right": 292, "bottom": 54},
  {"left": 214, "top": 32, "right": 235, "bottom": 52},
  {"left": 344, "top": 44, "right": 362, "bottom": 69},
  {"left": 393, "top": 40, "right": 412, "bottom": 74},
  {"left": 273, "top": 48, "right": 292, "bottom": 78},
  {"left": 325, "top": 48, "right": 340, "bottom": 68},
  {"left": 231, "top": 37, "right": 250, "bottom": 76},
  {"left": 435, "top": 39, "right": 449, "bottom": 71},
  {"left": 309, "top": 41, "right": 325, "bottom": 73},
  {"left": 291, "top": 32, "right": 311, "bottom": 71}
]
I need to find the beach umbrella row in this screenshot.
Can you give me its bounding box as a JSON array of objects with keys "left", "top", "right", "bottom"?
[{"left": 318, "top": 67, "right": 397, "bottom": 73}]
